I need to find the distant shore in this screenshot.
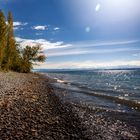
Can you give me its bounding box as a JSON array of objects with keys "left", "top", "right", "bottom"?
[{"left": 0, "top": 72, "right": 139, "bottom": 140}]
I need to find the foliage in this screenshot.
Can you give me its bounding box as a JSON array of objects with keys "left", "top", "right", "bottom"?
[
  {"left": 17, "top": 45, "right": 46, "bottom": 73},
  {"left": 0, "top": 10, "right": 7, "bottom": 70},
  {"left": 0, "top": 10, "right": 46, "bottom": 73}
]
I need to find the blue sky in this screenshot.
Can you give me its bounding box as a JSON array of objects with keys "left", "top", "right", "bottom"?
[{"left": 1, "top": 0, "right": 140, "bottom": 69}]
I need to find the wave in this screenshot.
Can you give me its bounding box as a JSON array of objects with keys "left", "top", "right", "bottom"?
[
  {"left": 53, "top": 78, "right": 140, "bottom": 111},
  {"left": 53, "top": 77, "right": 69, "bottom": 84}
]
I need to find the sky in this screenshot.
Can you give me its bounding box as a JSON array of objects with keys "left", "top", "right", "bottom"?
[{"left": 1, "top": 0, "right": 140, "bottom": 69}]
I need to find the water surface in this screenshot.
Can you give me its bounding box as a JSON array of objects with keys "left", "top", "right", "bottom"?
[{"left": 38, "top": 69, "right": 140, "bottom": 111}]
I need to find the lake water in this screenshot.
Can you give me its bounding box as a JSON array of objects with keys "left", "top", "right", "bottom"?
[{"left": 37, "top": 69, "right": 140, "bottom": 113}]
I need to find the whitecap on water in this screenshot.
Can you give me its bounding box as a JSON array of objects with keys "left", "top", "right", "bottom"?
[
  {"left": 124, "top": 94, "right": 129, "bottom": 97},
  {"left": 54, "top": 77, "right": 69, "bottom": 84},
  {"left": 114, "top": 86, "right": 117, "bottom": 90},
  {"left": 118, "top": 96, "right": 124, "bottom": 100}
]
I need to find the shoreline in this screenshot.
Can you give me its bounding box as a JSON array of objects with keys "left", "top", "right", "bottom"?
[
  {"left": 49, "top": 77, "right": 140, "bottom": 140},
  {"left": 0, "top": 72, "right": 139, "bottom": 139}
]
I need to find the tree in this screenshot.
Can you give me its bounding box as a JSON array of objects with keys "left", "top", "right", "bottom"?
[
  {"left": 17, "top": 45, "right": 46, "bottom": 73},
  {"left": 0, "top": 10, "right": 7, "bottom": 70},
  {"left": 0, "top": 10, "right": 46, "bottom": 73},
  {"left": 4, "top": 11, "right": 17, "bottom": 70}
]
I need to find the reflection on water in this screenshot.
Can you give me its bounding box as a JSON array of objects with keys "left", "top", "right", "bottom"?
[
  {"left": 39, "top": 69, "right": 140, "bottom": 112},
  {"left": 45, "top": 69, "right": 140, "bottom": 101}
]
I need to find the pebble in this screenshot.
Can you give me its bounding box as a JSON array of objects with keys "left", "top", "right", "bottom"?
[{"left": 0, "top": 72, "right": 139, "bottom": 140}]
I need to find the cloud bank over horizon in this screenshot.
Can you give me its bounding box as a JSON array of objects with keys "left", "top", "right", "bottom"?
[
  {"left": 16, "top": 37, "right": 140, "bottom": 69},
  {"left": 34, "top": 60, "right": 140, "bottom": 69}
]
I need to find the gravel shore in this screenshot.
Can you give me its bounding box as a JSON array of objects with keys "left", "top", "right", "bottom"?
[
  {"left": 0, "top": 72, "right": 139, "bottom": 140},
  {"left": 0, "top": 72, "right": 86, "bottom": 140}
]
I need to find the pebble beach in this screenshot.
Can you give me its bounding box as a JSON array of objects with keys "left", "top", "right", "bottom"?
[
  {"left": 0, "top": 72, "right": 139, "bottom": 140},
  {"left": 0, "top": 72, "right": 86, "bottom": 139}
]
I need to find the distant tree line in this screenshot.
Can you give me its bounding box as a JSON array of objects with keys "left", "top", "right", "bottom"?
[{"left": 0, "top": 10, "right": 46, "bottom": 73}]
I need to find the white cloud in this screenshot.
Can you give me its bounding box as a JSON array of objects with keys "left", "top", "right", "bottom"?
[
  {"left": 45, "top": 39, "right": 140, "bottom": 57},
  {"left": 72, "top": 39, "right": 140, "bottom": 48},
  {"left": 54, "top": 27, "right": 60, "bottom": 30},
  {"left": 6, "top": 21, "right": 28, "bottom": 30},
  {"left": 13, "top": 22, "right": 28, "bottom": 26},
  {"left": 6, "top": 21, "right": 28, "bottom": 28},
  {"left": 32, "top": 25, "right": 47, "bottom": 30},
  {"left": 46, "top": 47, "right": 140, "bottom": 57},
  {"left": 15, "top": 37, "right": 72, "bottom": 50}
]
